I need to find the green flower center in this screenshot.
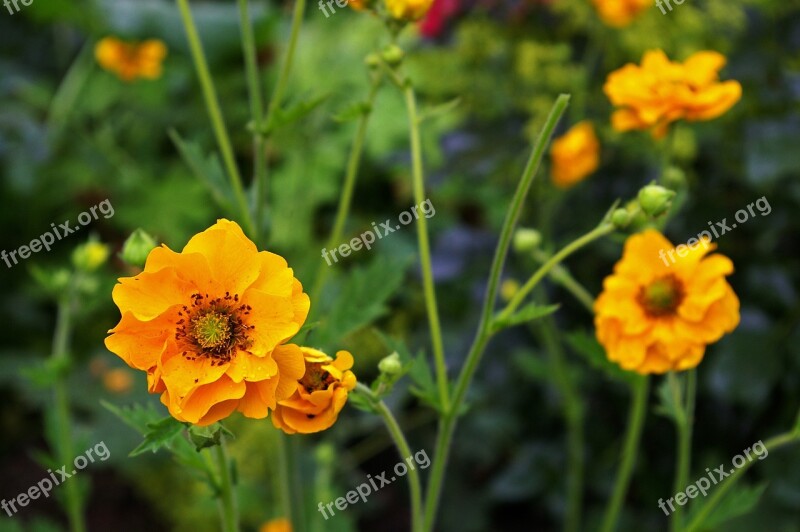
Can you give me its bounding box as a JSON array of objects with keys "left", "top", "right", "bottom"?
[
  {"left": 191, "top": 310, "right": 232, "bottom": 350},
  {"left": 175, "top": 292, "right": 255, "bottom": 364},
  {"left": 639, "top": 275, "right": 685, "bottom": 317}
]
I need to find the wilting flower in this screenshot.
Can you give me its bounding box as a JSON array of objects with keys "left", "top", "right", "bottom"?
[
  {"left": 550, "top": 121, "right": 600, "bottom": 188},
  {"left": 604, "top": 50, "right": 742, "bottom": 138},
  {"left": 105, "top": 220, "right": 309, "bottom": 426},
  {"left": 591, "top": 0, "right": 651, "bottom": 27},
  {"left": 594, "top": 230, "right": 739, "bottom": 374},
  {"left": 95, "top": 37, "right": 167, "bottom": 81},
  {"left": 386, "top": 0, "right": 436, "bottom": 21},
  {"left": 272, "top": 348, "right": 357, "bottom": 434},
  {"left": 260, "top": 518, "right": 292, "bottom": 532}
]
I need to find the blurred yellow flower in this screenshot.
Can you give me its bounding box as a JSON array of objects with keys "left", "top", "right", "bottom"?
[
  {"left": 260, "top": 518, "right": 292, "bottom": 532},
  {"left": 95, "top": 37, "right": 167, "bottom": 82},
  {"left": 103, "top": 368, "right": 134, "bottom": 394},
  {"left": 594, "top": 230, "right": 739, "bottom": 374},
  {"left": 550, "top": 121, "right": 600, "bottom": 188},
  {"left": 500, "top": 279, "right": 520, "bottom": 302},
  {"left": 105, "top": 220, "right": 310, "bottom": 426},
  {"left": 386, "top": 0, "right": 435, "bottom": 20},
  {"left": 592, "top": 0, "right": 651, "bottom": 27},
  {"left": 272, "top": 348, "right": 357, "bottom": 434},
  {"left": 604, "top": 50, "right": 742, "bottom": 138}
]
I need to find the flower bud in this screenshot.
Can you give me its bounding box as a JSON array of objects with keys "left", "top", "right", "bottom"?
[
  {"left": 378, "top": 352, "right": 402, "bottom": 376},
  {"left": 513, "top": 228, "right": 542, "bottom": 253},
  {"left": 500, "top": 279, "right": 520, "bottom": 302},
  {"left": 661, "top": 166, "right": 686, "bottom": 189},
  {"left": 381, "top": 44, "right": 405, "bottom": 67},
  {"left": 121, "top": 229, "right": 157, "bottom": 268},
  {"left": 611, "top": 208, "right": 632, "bottom": 229},
  {"left": 72, "top": 239, "right": 110, "bottom": 272},
  {"left": 637, "top": 182, "right": 676, "bottom": 217},
  {"left": 364, "top": 53, "right": 381, "bottom": 69}
]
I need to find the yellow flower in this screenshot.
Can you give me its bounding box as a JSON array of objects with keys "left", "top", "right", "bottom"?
[
  {"left": 592, "top": 0, "right": 651, "bottom": 27},
  {"left": 604, "top": 50, "right": 742, "bottom": 138},
  {"left": 594, "top": 230, "right": 740, "bottom": 375},
  {"left": 95, "top": 37, "right": 167, "bottom": 81},
  {"left": 500, "top": 279, "right": 520, "bottom": 302},
  {"left": 260, "top": 518, "right": 292, "bottom": 532},
  {"left": 550, "top": 121, "right": 600, "bottom": 188},
  {"left": 385, "top": 0, "right": 435, "bottom": 21},
  {"left": 272, "top": 348, "right": 357, "bottom": 434},
  {"left": 105, "top": 220, "right": 310, "bottom": 426}
]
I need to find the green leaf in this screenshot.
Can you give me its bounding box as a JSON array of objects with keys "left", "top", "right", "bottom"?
[
  {"left": 491, "top": 303, "right": 560, "bottom": 333},
  {"left": 332, "top": 100, "right": 372, "bottom": 123},
  {"left": 101, "top": 401, "right": 164, "bottom": 435},
  {"left": 20, "top": 357, "right": 71, "bottom": 388},
  {"left": 130, "top": 416, "right": 187, "bottom": 456},
  {"left": 259, "top": 93, "right": 330, "bottom": 135},
  {"left": 418, "top": 97, "right": 462, "bottom": 123},
  {"left": 564, "top": 330, "right": 637, "bottom": 384},
  {"left": 408, "top": 351, "right": 441, "bottom": 412},
  {"left": 169, "top": 129, "right": 234, "bottom": 211},
  {"left": 688, "top": 482, "right": 767, "bottom": 530},
  {"left": 347, "top": 391, "right": 378, "bottom": 414},
  {"left": 655, "top": 377, "right": 679, "bottom": 421},
  {"left": 187, "top": 424, "right": 234, "bottom": 452},
  {"left": 310, "top": 255, "right": 409, "bottom": 350}
]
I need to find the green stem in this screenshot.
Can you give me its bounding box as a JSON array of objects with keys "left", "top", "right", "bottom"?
[
  {"left": 175, "top": 0, "right": 255, "bottom": 237},
  {"left": 685, "top": 430, "right": 800, "bottom": 532},
  {"left": 601, "top": 376, "right": 650, "bottom": 532},
  {"left": 52, "top": 290, "right": 85, "bottom": 532},
  {"left": 531, "top": 248, "right": 595, "bottom": 314},
  {"left": 356, "top": 384, "right": 424, "bottom": 532},
  {"left": 669, "top": 371, "right": 692, "bottom": 532},
  {"left": 402, "top": 83, "right": 450, "bottom": 413},
  {"left": 238, "top": 0, "right": 266, "bottom": 239},
  {"left": 422, "top": 95, "right": 571, "bottom": 531},
  {"left": 276, "top": 433, "right": 294, "bottom": 527},
  {"left": 214, "top": 441, "right": 239, "bottom": 532},
  {"left": 499, "top": 221, "right": 614, "bottom": 322},
  {"left": 310, "top": 78, "right": 382, "bottom": 305}
]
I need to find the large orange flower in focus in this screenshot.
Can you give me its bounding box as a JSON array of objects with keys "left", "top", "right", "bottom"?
[
  {"left": 595, "top": 230, "right": 740, "bottom": 375},
  {"left": 604, "top": 50, "right": 742, "bottom": 138},
  {"left": 592, "top": 0, "right": 651, "bottom": 27},
  {"left": 105, "top": 220, "right": 309, "bottom": 426},
  {"left": 272, "top": 348, "right": 357, "bottom": 434}
]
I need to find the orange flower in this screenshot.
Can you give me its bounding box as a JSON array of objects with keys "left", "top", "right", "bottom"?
[
  {"left": 604, "top": 50, "right": 742, "bottom": 138},
  {"left": 349, "top": 0, "right": 367, "bottom": 10},
  {"left": 103, "top": 368, "right": 134, "bottom": 394},
  {"left": 260, "top": 518, "right": 292, "bottom": 532},
  {"left": 385, "top": 0, "right": 435, "bottom": 20},
  {"left": 105, "top": 220, "right": 309, "bottom": 426},
  {"left": 272, "top": 348, "right": 357, "bottom": 434},
  {"left": 592, "top": 0, "right": 651, "bottom": 27},
  {"left": 594, "top": 230, "right": 740, "bottom": 374},
  {"left": 550, "top": 121, "right": 600, "bottom": 188},
  {"left": 95, "top": 37, "right": 167, "bottom": 81}
]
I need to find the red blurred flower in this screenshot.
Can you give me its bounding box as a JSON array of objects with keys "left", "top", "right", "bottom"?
[{"left": 419, "top": 0, "right": 460, "bottom": 38}]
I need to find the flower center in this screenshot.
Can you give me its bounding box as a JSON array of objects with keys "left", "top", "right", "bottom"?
[
  {"left": 638, "top": 275, "right": 685, "bottom": 317},
  {"left": 300, "top": 363, "right": 334, "bottom": 393},
  {"left": 175, "top": 292, "right": 254, "bottom": 365}
]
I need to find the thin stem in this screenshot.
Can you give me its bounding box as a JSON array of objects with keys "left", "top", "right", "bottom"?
[
  {"left": 669, "top": 371, "right": 692, "bottom": 532},
  {"left": 499, "top": 222, "right": 615, "bottom": 322},
  {"left": 238, "top": 0, "right": 266, "bottom": 239},
  {"left": 52, "top": 289, "right": 85, "bottom": 532},
  {"left": 600, "top": 376, "right": 650, "bottom": 532},
  {"left": 531, "top": 248, "right": 595, "bottom": 314},
  {"left": 310, "top": 78, "right": 383, "bottom": 304},
  {"left": 276, "top": 434, "right": 293, "bottom": 527},
  {"left": 356, "top": 384, "right": 423, "bottom": 532},
  {"left": 423, "top": 95, "right": 571, "bottom": 531},
  {"left": 175, "top": 0, "right": 255, "bottom": 237},
  {"left": 402, "top": 83, "right": 450, "bottom": 413},
  {"left": 214, "top": 441, "right": 239, "bottom": 532},
  {"left": 685, "top": 430, "right": 800, "bottom": 532}
]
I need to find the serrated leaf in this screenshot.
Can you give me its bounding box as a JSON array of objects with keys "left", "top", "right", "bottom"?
[
  {"left": 655, "top": 377, "right": 679, "bottom": 421},
  {"left": 169, "top": 129, "right": 234, "bottom": 211},
  {"left": 347, "top": 392, "right": 378, "bottom": 414},
  {"left": 260, "top": 94, "right": 330, "bottom": 134},
  {"left": 187, "top": 423, "right": 234, "bottom": 452},
  {"left": 564, "top": 330, "right": 637, "bottom": 384},
  {"left": 492, "top": 303, "right": 560, "bottom": 333},
  {"left": 310, "top": 255, "right": 409, "bottom": 350},
  {"left": 408, "top": 351, "right": 441, "bottom": 412},
  {"left": 101, "top": 401, "right": 164, "bottom": 435},
  {"left": 332, "top": 100, "right": 372, "bottom": 123},
  {"left": 130, "top": 416, "right": 186, "bottom": 456},
  {"left": 688, "top": 482, "right": 767, "bottom": 530}
]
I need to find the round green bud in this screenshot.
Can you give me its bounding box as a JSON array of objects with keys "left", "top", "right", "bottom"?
[
  {"left": 378, "top": 352, "right": 402, "bottom": 376},
  {"left": 513, "top": 228, "right": 542, "bottom": 253},
  {"left": 637, "top": 183, "right": 676, "bottom": 217},
  {"left": 381, "top": 44, "right": 405, "bottom": 67},
  {"left": 121, "top": 229, "right": 158, "bottom": 268},
  {"left": 611, "top": 208, "right": 632, "bottom": 229},
  {"left": 72, "top": 239, "right": 110, "bottom": 272}
]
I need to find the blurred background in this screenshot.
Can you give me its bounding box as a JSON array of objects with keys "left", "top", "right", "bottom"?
[{"left": 1, "top": 0, "right": 799, "bottom": 530}]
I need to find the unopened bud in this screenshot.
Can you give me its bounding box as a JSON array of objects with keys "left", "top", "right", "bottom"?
[
  {"left": 378, "top": 352, "right": 402, "bottom": 376},
  {"left": 513, "top": 228, "right": 542, "bottom": 253},
  {"left": 637, "top": 182, "right": 676, "bottom": 217},
  {"left": 72, "top": 239, "right": 110, "bottom": 272},
  {"left": 121, "top": 229, "right": 157, "bottom": 268}
]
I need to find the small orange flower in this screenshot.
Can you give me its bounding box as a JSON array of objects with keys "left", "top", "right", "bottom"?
[
  {"left": 260, "top": 518, "right": 292, "bottom": 532},
  {"left": 105, "top": 220, "right": 310, "bottom": 426},
  {"left": 385, "top": 0, "right": 435, "bottom": 20},
  {"left": 272, "top": 348, "right": 357, "bottom": 434},
  {"left": 349, "top": 0, "right": 367, "bottom": 10},
  {"left": 591, "top": 0, "right": 651, "bottom": 27},
  {"left": 103, "top": 368, "right": 134, "bottom": 394},
  {"left": 604, "top": 50, "right": 742, "bottom": 138},
  {"left": 95, "top": 37, "right": 167, "bottom": 81},
  {"left": 594, "top": 230, "right": 740, "bottom": 374},
  {"left": 550, "top": 121, "right": 600, "bottom": 188}
]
